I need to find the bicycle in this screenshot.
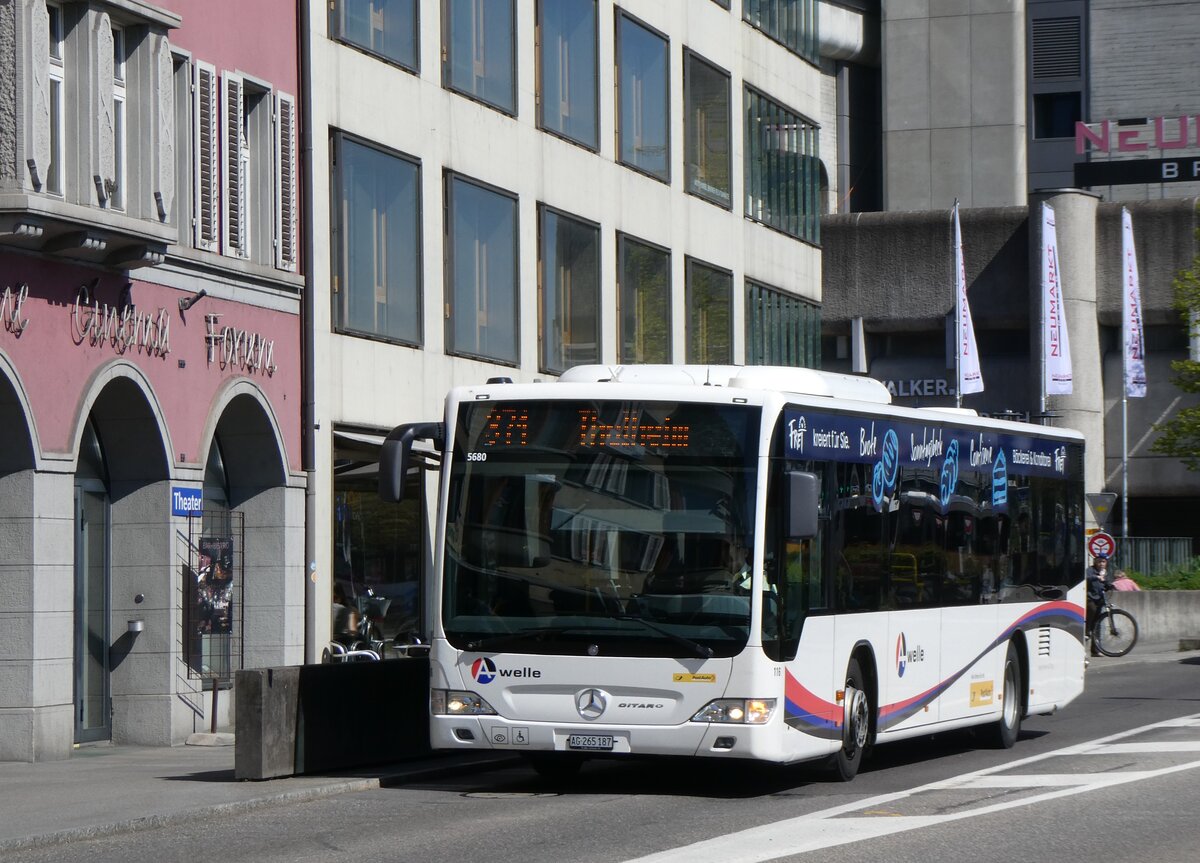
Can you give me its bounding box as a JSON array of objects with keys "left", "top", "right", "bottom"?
[{"left": 1091, "top": 585, "right": 1138, "bottom": 657}]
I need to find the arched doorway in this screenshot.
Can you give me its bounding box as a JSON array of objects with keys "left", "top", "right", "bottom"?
[
  {"left": 76, "top": 374, "right": 170, "bottom": 745},
  {"left": 188, "top": 388, "right": 292, "bottom": 695}
]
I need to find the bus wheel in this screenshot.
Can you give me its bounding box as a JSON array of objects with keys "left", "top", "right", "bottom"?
[
  {"left": 524, "top": 753, "right": 584, "bottom": 781},
  {"left": 828, "top": 657, "right": 871, "bottom": 781},
  {"left": 985, "top": 642, "right": 1023, "bottom": 749}
]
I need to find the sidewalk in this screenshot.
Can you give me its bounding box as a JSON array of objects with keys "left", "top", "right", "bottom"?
[
  {"left": 0, "top": 741, "right": 516, "bottom": 854},
  {"left": 1, "top": 646, "right": 1194, "bottom": 853}
]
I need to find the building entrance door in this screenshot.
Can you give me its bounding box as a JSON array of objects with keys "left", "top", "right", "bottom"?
[{"left": 74, "top": 481, "right": 111, "bottom": 743}]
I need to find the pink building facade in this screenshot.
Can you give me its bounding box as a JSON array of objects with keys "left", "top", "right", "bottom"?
[{"left": 0, "top": 0, "right": 305, "bottom": 760}]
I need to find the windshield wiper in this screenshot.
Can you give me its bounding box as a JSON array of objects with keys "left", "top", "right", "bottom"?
[
  {"left": 464, "top": 626, "right": 581, "bottom": 652},
  {"left": 610, "top": 613, "right": 714, "bottom": 659}
]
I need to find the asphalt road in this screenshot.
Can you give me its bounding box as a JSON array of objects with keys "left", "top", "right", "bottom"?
[{"left": 8, "top": 654, "right": 1200, "bottom": 863}]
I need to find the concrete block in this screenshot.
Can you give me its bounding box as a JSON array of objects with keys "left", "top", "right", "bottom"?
[
  {"left": 884, "top": 0, "right": 931, "bottom": 21},
  {"left": 235, "top": 667, "right": 299, "bottom": 780},
  {"left": 930, "top": 126, "right": 973, "bottom": 207},
  {"left": 883, "top": 19, "right": 931, "bottom": 132},
  {"left": 969, "top": 124, "right": 1025, "bottom": 206},
  {"left": 0, "top": 516, "right": 33, "bottom": 561},
  {"left": 969, "top": 12, "right": 1023, "bottom": 128},
  {"left": 31, "top": 471, "right": 73, "bottom": 519},
  {"left": 28, "top": 656, "right": 72, "bottom": 705},
  {"left": 0, "top": 659, "right": 32, "bottom": 706},
  {"left": 0, "top": 470, "right": 33, "bottom": 516},
  {"left": 30, "top": 609, "right": 73, "bottom": 662},
  {"left": 884, "top": 130, "right": 933, "bottom": 210},
  {"left": 0, "top": 709, "right": 34, "bottom": 762},
  {"left": 30, "top": 563, "right": 73, "bottom": 611},
  {"left": 112, "top": 693, "right": 174, "bottom": 746},
  {"left": 929, "top": 16, "right": 971, "bottom": 129},
  {"left": 929, "top": 0, "right": 970, "bottom": 16},
  {"left": 33, "top": 518, "right": 73, "bottom": 565},
  {"left": 0, "top": 611, "right": 33, "bottom": 660},
  {"left": 30, "top": 703, "right": 73, "bottom": 761},
  {"left": 0, "top": 568, "right": 34, "bottom": 614}
]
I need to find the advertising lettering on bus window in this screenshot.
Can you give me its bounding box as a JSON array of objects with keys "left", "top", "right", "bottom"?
[{"left": 783, "top": 409, "right": 1077, "bottom": 512}]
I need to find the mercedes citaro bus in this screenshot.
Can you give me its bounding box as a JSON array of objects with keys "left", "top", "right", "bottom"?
[{"left": 379, "top": 365, "right": 1086, "bottom": 779}]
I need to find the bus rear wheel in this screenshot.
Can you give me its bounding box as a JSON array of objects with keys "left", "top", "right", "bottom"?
[
  {"left": 984, "top": 641, "right": 1023, "bottom": 749},
  {"left": 827, "top": 657, "right": 872, "bottom": 781}
]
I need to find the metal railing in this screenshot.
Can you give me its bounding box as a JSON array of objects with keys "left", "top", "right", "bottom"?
[{"left": 1110, "top": 537, "right": 1194, "bottom": 576}]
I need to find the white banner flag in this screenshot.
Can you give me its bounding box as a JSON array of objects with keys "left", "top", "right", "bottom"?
[
  {"left": 1121, "top": 207, "right": 1147, "bottom": 398},
  {"left": 955, "top": 202, "right": 984, "bottom": 395},
  {"left": 1041, "top": 202, "right": 1073, "bottom": 395}
]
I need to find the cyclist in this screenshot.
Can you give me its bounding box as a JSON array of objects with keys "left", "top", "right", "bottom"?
[{"left": 1086, "top": 552, "right": 1110, "bottom": 654}]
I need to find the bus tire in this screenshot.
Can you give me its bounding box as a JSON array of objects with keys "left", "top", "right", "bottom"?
[
  {"left": 827, "top": 657, "right": 872, "bottom": 782},
  {"left": 985, "top": 641, "right": 1023, "bottom": 749}
]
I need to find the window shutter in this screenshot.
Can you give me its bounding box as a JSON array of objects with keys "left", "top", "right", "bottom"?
[
  {"left": 1031, "top": 18, "right": 1082, "bottom": 80},
  {"left": 27, "top": 1, "right": 52, "bottom": 191},
  {"left": 274, "top": 91, "right": 298, "bottom": 272},
  {"left": 193, "top": 61, "right": 219, "bottom": 251},
  {"left": 222, "top": 72, "right": 247, "bottom": 257}
]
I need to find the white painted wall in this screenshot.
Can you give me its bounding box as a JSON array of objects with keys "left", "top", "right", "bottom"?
[{"left": 305, "top": 0, "right": 827, "bottom": 646}]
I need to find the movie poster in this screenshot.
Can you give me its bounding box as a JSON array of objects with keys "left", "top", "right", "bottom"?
[{"left": 196, "top": 536, "right": 235, "bottom": 635}]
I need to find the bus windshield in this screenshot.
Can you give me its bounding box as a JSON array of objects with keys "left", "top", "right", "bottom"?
[{"left": 443, "top": 398, "right": 759, "bottom": 657}]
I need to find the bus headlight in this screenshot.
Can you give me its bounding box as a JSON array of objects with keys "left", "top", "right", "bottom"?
[
  {"left": 691, "top": 698, "right": 776, "bottom": 724},
  {"left": 431, "top": 689, "right": 497, "bottom": 716}
]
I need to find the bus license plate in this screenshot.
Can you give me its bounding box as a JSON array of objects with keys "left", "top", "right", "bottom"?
[{"left": 567, "top": 734, "right": 614, "bottom": 751}]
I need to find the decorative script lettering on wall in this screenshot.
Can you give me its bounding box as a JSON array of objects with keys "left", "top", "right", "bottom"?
[
  {"left": 204, "top": 314, "right": 276, "bottom": 376},
  {"left": 71, "top": 286, "right": 171, "bottom": 356},
  {"left": 1, "top": 284, "right": 30, "bottom": 336}
]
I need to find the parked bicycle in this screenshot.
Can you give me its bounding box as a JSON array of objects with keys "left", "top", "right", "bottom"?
[{"left": 1091, "top": 584, "right": 1138, "bottom": 657}]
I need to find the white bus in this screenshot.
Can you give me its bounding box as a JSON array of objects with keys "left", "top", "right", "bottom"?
[{"left": 379, "top": 365, "right": 1086, "bottom": 780}]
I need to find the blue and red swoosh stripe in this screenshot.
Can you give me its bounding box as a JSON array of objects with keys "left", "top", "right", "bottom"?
[{"left": 783, "top": 602, "right": 1085, "bottom": 737}]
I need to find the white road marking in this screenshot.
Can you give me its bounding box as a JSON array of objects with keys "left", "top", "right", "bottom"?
[{"left": 620, "top": 713, "right": 1200, "bottom": 863}]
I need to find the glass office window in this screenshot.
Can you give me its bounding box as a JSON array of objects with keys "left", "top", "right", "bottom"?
[
  {"left": 618, "top": 235, "right": 671, "bottom": 364},
  {"left": 616, "top": 11, "right": 669, "bottom": 182},
  {"left": 332, "top": 134, "right": 422, "bottom": 345},
  {"left": 745, "top": 87, "right": 820, "bottom": 244},
  {"left": 446, "top": 174, "right": 519, "bottom": 364},
  {"left": 746, "top": 280, "right": 820, "bottom": 368},
  {"left": 684, "top": 51, "right": 731, "bottom": 207},
  {"left": 538, "top": 0, "right": 598, "bottom": 149},
  {"left": 686, "top": 259, "right": 732, "bottom": 364},
  {"left": 332, "top": 0, "right": 418, "bottom": 71},
  {"left": 540, "top": 206, "right": 600, "bottom": 374},
  {"left": 744, "top": 0, "right": 819, "bottom": 63},
  {"left": 445, "top": 0, "right": 516, "bottom": 114}
]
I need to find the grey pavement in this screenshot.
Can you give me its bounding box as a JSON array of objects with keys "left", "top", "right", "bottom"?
[
  {"left": 0, "top": 739, "right": 516, "bottom": 854},
  {"left": 1, "top": 645, "right": 1193, "bottom": 854}
]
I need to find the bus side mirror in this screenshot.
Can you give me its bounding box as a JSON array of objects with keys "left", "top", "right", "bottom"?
[
  {"left": 787, "top": 471, "right": 819, "bottom": 539},
  {"left": 379, "top": 422, "right": 444, "bottom": 503}
]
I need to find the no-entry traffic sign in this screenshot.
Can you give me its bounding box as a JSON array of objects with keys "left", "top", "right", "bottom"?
[{"left": 1087, "top": 531, "right": 1116, "bottom": 560}]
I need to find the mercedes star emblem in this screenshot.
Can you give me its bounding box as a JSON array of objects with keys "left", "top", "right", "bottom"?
[{"left": 576, "top": 688, "right": 607, "bottom": 719}]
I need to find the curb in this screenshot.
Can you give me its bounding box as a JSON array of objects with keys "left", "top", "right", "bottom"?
[{"left": 0, "top": 753, "right": 519, "bottom": 854}]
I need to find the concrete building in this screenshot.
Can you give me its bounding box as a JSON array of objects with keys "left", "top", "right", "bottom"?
[
  {"left": 818, "top": 0, "right": 1200, "bottom": 548},
  {"left": 0, "top": 0, "right": 305, "bottom": 761},
  {"left": 302, "top": 0, "right": 830, "bottom": 653}
]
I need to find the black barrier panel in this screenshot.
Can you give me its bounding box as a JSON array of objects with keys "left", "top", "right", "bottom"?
[{"left": 294, "top": 658, "right": 431, "bottom": 775}]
